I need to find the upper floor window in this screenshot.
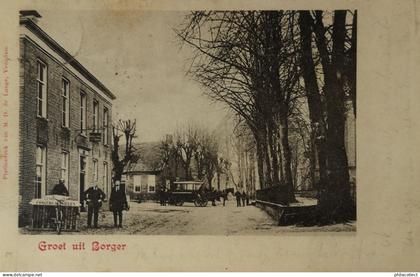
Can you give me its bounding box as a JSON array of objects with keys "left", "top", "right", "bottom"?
[
  {"left": 36, "top": 61, "right": 47, "bottom": 118},
  {"left": 93, "top": 100, "right": 99, "bottom": 132},
  {"left": 103, "top": 107, "right": 109, "bottom": 145},
  {"left": 80, "top": 92, "right": 87, "bottom": 135},
  {"left": 62, "top": 79, "right": 70, "bottom": 127}
]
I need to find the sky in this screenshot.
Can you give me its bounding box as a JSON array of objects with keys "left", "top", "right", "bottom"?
[{"left": 37, "top": 10, "right": 231, "bottom": 142}]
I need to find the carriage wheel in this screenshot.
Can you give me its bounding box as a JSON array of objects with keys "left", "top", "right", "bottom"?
[
  {"left": 175, "top": 200, "right": 184, "bottom": 206},
  {"left": 200, "top": 200, "right": 208, "bottom": 207},
  {"left": 198, "top": 197, "right": 208, "bottom": 207},
  {"left": 194, "top": 197, "right": 206, "bottom": 207}
]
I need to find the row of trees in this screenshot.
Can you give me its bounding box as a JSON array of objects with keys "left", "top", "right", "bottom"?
[
  {"left": 109, "top": 120, "right": 231, "bottom": 192},
  {"left": 159, "top": 123, "right": 230, "bottom": 190},
  {"left": 177, "top": 10, "right": 356, "bottom": 222}
]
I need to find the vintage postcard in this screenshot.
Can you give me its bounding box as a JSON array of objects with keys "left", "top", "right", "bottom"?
[{"left": 0, "top": 0, "right": 419, "bottom": 272}]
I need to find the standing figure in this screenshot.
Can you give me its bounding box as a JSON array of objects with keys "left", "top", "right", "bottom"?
[
  {"left": 211, "top": 188, "right": 217, "bottom": 206},
  {"left": 52, "top": 178, "right": 69, "bottom": 196},
  {"left": 84, "top": 183, "right": 106, "bottom": 228},
  {"left": 163, "top": 188, "right": 168, "bottom": 206},
  {"left": 160, "top": 187, "right": 167, "bottom": 206},
  {"left": 241, "top": 191, "right": 246, "bottom": 207},
  {"left": 222, "top": 190, "right": 227, "bottom": 207},
  {"left": 109, "top": 180, "right": 128, "bottom": 228},
  {"left": 235, "top": 190, "right": 242, "bottom": 207},
  {"left": 50, "top": 178, "right": 69, "bottom": 223}
]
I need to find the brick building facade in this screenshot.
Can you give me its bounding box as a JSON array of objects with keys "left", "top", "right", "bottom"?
[{"left": 19, "top": 11, "right": 116, "bottom": 226}]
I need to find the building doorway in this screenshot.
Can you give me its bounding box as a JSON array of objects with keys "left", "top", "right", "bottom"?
[{"left": 79, "top": 154, "right": 87, "bottom": 211}]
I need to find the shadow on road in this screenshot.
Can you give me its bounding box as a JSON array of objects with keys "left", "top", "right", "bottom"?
[{"left": 140, "top": 209, "right": 190, "bottom": 213}]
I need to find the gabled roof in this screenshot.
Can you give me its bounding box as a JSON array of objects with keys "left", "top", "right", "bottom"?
[
  {"left": 125, "top": 162, "right": 161, "bottom": 175},
  {"left": 20, "top": 12, "right": 116, "bottom": 100}
]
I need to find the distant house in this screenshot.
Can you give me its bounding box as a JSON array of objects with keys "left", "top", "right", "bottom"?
[{"left": 124, "top": 162, "right": 162, "bottom": 202}]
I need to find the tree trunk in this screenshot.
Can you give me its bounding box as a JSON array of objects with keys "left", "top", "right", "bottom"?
[
  {"left": 195, "top": 155, "right": 204, "bottom": 180},
  {"left": 207, "top": 175, "right": 213, "bottom": 190},
  {"left": 279, "top": 115, "right": 296, "bottom": 204},
  {"left": 348, "top": 11, "right": 357, "bottom": 117},
  {"left": 216, "top": 172, "right": 221, "bottom": 190},
  {"left": 113, "top": 165, "right": 123, "bottom": 183},
  {"left": 184, "top": 156, "right": 191, "bottom": 180},
  {"left": 261, "top": 128, "right": 273, "bottom": 188},
  {"left": 293, "top": 142, "right": 299, "bottom": 190},
  {"left": 309, "top": 132, "right": 317, "bottom": 190},
  {"left": 298, "top": 11, "right": 328, "bottom": 195},
  {"left": 267, "top": 119, "right": 280, "bottom": 185},
  {"left": 277, "top": 132, "right": 284, "bottom": 184},
  {"left": 174, "top": 156, "right": 179, "bottom": 179},
  {"left": 317, "top": 10, "right": 353, "bottom": 222},
  {"left": 255, "top": 137, "right": 266, "bottom": 189}
]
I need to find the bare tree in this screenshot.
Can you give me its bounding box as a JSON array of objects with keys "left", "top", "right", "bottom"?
[
  {"left": 174, "top": 123, "right": 199, "bottom": 180},
  {"left": 175, "top": 9, "right": 356, "bottom": 222},
  {"left": 298, "top": 10, "right": 356, "bottom": 221},
  {"left": 215, "top": 157, "right": 229, "bottom": 191},
  {"left": 159, "top": 123, "right": 227, "bottom": 188},
  {"left": 111, "top": 119, "right": 140, "bottom": 182},
  {"left": 176, "top": 11, "right": 299, "bottom": 204}
]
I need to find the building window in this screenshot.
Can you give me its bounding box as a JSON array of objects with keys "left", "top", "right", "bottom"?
[
  {"left": 36, "top": 61, "right": 47, "bottom": 118},
  {"left": 80, "top": 92, "right": 86, "bottom": 134},
  {"left": 103, "top": 108, "right": 109, "bottom": 145},
  {"left": 93, "top": 100, "right": 99, "bottom": 132},
  {"left": 103, "top": 162, "right": 109, "bottom": 195},
  {"left": 61, "top": 152, "right": 69, "bottom": 188},
  {"left": 35, "top": 146, "right": 46, "bottom": 198},
  {"left": 148, "top": 185, "right": 155, "bottom": 193},
  {"left": 93, "top": 159, "right": 98, "bottom": 182},
  {"left": 135, "top": 186, "right": 141, "bottom": 192},
  {"left": 141, "top": 175, "right": 148, "bottom": 191},
  {"left": 62, "top": 79, "right": 70, "bottom": 127}
]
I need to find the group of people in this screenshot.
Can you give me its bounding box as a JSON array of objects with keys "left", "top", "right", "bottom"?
[
  {"left": 51, "top": 178, "right": 251, "bottom": 230},
  {"left": 51, "top": 179, "right": 128, "bottom": 229},
  {"left": 234, "top": 191, "right": 250, "bottom": 207}
]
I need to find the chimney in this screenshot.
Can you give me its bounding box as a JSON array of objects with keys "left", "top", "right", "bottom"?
[{"left": 19, "top": 10, "right": 42, "bottom": 23}]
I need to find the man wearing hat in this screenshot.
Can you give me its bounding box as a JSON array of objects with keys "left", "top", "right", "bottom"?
[
  {"left": 109, "top": 180, "right": 128, "bottom": 228},
  {"left": 84, "top": 183, "right": 106, "bottom": 228}
]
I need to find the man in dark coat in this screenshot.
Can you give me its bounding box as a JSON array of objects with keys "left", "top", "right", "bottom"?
[
  {"left": 242, "top": 191, "right": 247, "bottom": 206},
  {"left": 235, "top": 190, "right": 241, "bottom": 207},
  {"left": 84, "top": 183, "right": 106, "bottom": 228},
  {"left": 222, "top": 190, "right": 228, "bottom": 206},
  {"left": 109, "top": 180, "right": 128, "bottom": 228},
  {"left": 50, "top": 179, "right": 69, "bottom": 221},
  {"left": 211, "top": 188, "right": 217, "bottom": 206},
  {"left": 51, "top": 179, "right": 69, "bottom": 196},
  {"left": 159, "top": 187, "right": 167, "bottom": 206}
]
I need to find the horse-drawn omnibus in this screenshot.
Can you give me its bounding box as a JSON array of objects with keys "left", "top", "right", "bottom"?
[{"left": 167, "top": 181, "right": 211, "bottom": 207}]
